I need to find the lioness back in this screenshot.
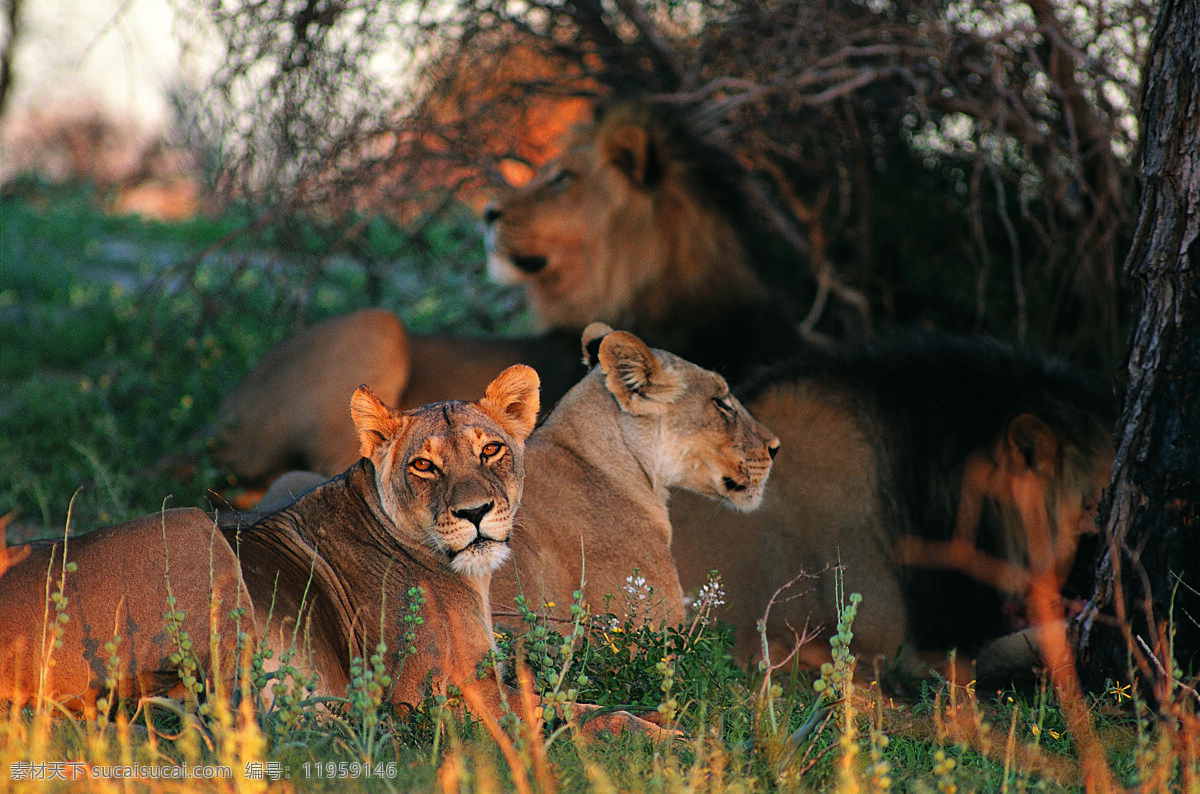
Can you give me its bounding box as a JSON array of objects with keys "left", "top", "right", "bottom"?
[{"left": 0, "top": 508, "right": 251, "bottom": 709}]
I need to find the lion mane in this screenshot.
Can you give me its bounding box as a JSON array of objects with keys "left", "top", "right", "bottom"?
[{"left": 484, "top": 100, "right": 804, "bottom": 384}]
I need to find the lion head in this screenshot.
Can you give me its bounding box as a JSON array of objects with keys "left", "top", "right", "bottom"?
[
  {"left": 483, "top": 101, "right": 803, "bottom": 383},
  {"left": 349, "top": 363, "right": 540, "bottom": 578}
]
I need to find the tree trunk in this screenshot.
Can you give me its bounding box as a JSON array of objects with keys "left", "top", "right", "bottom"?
[{"left": 1077, "top": 0, "right": 1200, "bottom": 696}]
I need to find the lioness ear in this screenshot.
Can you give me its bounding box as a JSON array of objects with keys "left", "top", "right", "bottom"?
[
  {"left": 1003, "top": 413, "right": 1061, "bottom": 479},
  {"left": 602, "top": 124, "right": 659, "bottom": 188},
  {"left": 350, "top": 385, "right": 409, "bottom": 458},
  {"left": 598, "top": 331, "right": 681, "bottom": 413},
  {"left": 581, "top": 322, "right": 615, "bottom": 367},
  {"left": 479, "top": 364, "right": 541, "bottom": 441}
]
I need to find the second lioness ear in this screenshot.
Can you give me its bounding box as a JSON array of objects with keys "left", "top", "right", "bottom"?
[
  {"left": 351, "top": 385, "right": 410, "bottom": 458},
  {"left": 598, "top": 331, "right": 681, "bottom": 413},
  {"left": 581, "top": 322, "right": 615, "bottom": 367},
  {"left": 479, "top": 365, "right": 541, "bottom": 441}
]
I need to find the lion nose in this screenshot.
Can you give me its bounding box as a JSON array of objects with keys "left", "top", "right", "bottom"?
[
  {"left": 768, "top": 439, "right": 780, "bottom": 459},
  {"left": 482, "top": 204, "right": 501, "bottom": 224},
  {"left": 453, "top": 501, "right": 495, "bottom": 529}
]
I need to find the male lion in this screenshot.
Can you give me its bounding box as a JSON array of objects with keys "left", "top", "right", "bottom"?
[
  {"left": 0, "top": 509, "right": 252, "bottom": 710},
  {"left": 482, "top": 101, "right": 804, "bottom": 381},
  {"left": 491, "top": 323, "right": 780, "bottom": 629},
  {"left": 669, "top": 331, "right": 1115, "bottom": 680},
  {"left": 215, "top": 99, "right": 803, "bottom": 488}
]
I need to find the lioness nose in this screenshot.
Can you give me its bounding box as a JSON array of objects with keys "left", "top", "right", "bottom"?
[
  {"left": 482, "top": 204, "right": 501, "bottom": 224},
  {"left": 722, "top": 476, "right": 749, "bottom": 493},
  {"left": 768, "top": 439, "right": 780, "bottom": 459},
  {"left": 453, "top": 501, "right": 494, "bottom": 529}
]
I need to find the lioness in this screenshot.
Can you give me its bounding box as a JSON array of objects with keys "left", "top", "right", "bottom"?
[
  {"left": 221, "top": 365, "right": 539, "bottom": 713},
  {"left": 0, "top": 509, "right": 252, "bottom": 710},
  {"left": 491, "top": 323, "right": 779, "bottom": 629},
  {"left": 230, "top": 367, "right": 670, "bottom": 735}
]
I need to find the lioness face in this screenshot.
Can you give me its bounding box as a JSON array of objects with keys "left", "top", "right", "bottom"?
[
  {"left": 351, "top": 366, "right": 540, "bottom": 579},
  {"left": 589, "top": 324, "right": 780, "bottom": 512},
  {"left": 388, "top": 405, "right": 525, "bottom": 577},
  {"left": 663, "top": 365, "right": 780, "bottom": 512}
]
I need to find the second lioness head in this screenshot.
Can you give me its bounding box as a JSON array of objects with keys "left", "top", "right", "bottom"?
[{"left": 582, "top": 322, "right": 780, "bottom": 511}]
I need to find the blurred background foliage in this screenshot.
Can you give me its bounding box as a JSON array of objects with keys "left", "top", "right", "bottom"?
[{"left": 184, "top": 0, "right": 1150, "bottom": 367}]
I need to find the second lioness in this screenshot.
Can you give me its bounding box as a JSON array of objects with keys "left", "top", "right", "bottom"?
[{"left": 490, "top": 323, "right": 779, "bottom": 628}]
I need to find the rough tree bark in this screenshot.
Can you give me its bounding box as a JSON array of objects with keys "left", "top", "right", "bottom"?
[{"left": 1078, "top": 0, "right": 1200, "bottom": 697}]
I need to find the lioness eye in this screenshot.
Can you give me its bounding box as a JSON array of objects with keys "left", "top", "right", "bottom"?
[
  {"left": 714, "top": 397, "right": 736, "bottom": 418},
  {"left": 481, "top": 441, "right": 503, "bottom": 459},
  {"left": 410, "top": 457, "right": 436, "bottom": 473}
]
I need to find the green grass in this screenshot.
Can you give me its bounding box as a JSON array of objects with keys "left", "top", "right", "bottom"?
[
  {"left": 0, "top": 177, "right": 529, "bottom": 535},
  {"left": 0, "top": 180, "right": 1192, "bottom": 792}
]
